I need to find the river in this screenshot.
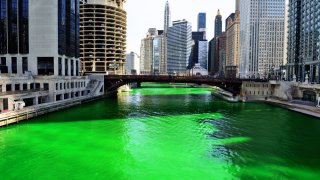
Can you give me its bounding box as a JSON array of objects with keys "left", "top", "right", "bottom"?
[{"left": 0, "top": 83, "right": 320, "bottom": 179}]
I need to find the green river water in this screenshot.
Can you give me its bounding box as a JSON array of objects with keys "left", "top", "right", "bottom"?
[{"left": 1, "top": 83, "right": 320, "bottom": 179}]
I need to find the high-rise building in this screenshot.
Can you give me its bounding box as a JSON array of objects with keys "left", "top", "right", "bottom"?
[
  {"left": 140, "top": 28, "right": 165, "bottom": 75},
  {"left": 164, "top": 0, "right": 172, "bottom": 36},
  {"left": 124, "top": 52, "right": 140, "bottom": 75},
  {"left": 191, "top": 32, "right": 208, "bottom": 70},
  {"left": 198, "top": 13, "right": 207, "bottom": 39},
  {"left": 0, "top": 0, "right": 103, "bottom": 113},
  {"left": 163, "top": 0, "right": 172, "bottom": 74},
  {"left": 167, "top": 20, "right": 192, "bottom": 74},
  {"left": 0, "top": 0, "right": 80, "bottom": 76},
  {"left": 214, "top": 9, "right": 222, "bottom": 37},
  {"left": 239, "top": 0, "right": 286, "bottom": 78},
  {"left": 208, "top": 32, "right": 227, "bottom": 76},
  {"left": 287, "top": 0, "right": 320, "bottom": 83},
  {"left": 80, "top": 0, "right": 127, "bottom": 75},
  {"left": 208, "top": 38, "right": 216, "bottom": 74},
  {"left": 225, "top": 0, "right": 241, "bottom": 78}
]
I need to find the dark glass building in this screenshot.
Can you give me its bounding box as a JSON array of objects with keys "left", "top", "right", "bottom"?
[
  {"left": 0, "top": 0, "right": 7, "bottom": 54},
  {"left": 0, "top": 0, "right": 29, "bottom": 54},
  {"left": 214, "top": 9, "right": 222, "bottom": 38},
  {"left": 59, "top": 0, "right": 80, "bottom": 58},
  {"left": 197, "top": 13, "right": 206, "bottom": 31},
  {"left": 287, "top": 0, "right": 320, "bottom": 83}
]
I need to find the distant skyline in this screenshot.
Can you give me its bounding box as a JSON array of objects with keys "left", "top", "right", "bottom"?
[{"left": 125, "top": 0, "right": 236, "bottom": 54}]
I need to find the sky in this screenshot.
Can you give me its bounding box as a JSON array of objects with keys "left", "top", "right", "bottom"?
[{"left": 124, "top": 0, "right": 236, "bottom": 54}]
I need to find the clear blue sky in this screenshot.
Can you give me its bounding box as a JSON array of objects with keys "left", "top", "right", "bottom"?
[{"left": 125, "top": 0, "right": 236, "bottom": 54}]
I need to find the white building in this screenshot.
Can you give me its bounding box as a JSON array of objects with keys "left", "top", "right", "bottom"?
[
  {"left": 0, "top": 0, "right": 104, "bottom": 113},
  {"left": 239, "top": 0, "right": 286, "bottom": 78},
  {"left": 140, "top": 28, "right": 165, "bottom": 75},
  {"left": 167, "top": 20, "right": 193, "bottom": 74},
  {"left": 124, "top": 52, "right": 140, "bottom": 75}
]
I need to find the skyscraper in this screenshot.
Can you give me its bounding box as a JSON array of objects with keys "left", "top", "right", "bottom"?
[
  {"left": 140, "top": 28, "right": 165, "bottom": 75},
  {"left": 225, "top": 0, "right": 241, "bottom": 78},
  {"left": 80, "top": 0, "right": 127, "bottom": 75},
  {"left": 287, "top": 0, "right": 320, "bottom": 83},
  {"left": 239, "top": 0, "right": 286, "bottom": 78},
  {"left": 164, "top": 0, "right": 171, "bottom": 36},
  {"left": 214, "top": 9, "right": 222, "bottom": 37},
  {"left": 198, "top": 13, "right": 206, "bottom": 39},
  {"left": 163, "top": 0, "right": 171, "bottom": 74},
  {"left": 167, "top": 20, "right": 192, "bottom": 74},
  {"left": 0, "top": 0, "right": 80, "bottom": 76},
  {"left": 191, "top": 32, "right": 208, "bottom": 70}
]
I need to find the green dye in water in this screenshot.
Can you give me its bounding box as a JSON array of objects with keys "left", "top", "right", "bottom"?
[{"left": 0, "top": 83, "right": 320, "bottom": 179}]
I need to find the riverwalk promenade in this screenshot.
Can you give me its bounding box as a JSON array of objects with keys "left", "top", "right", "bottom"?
[
  {"left": 0, "top": 95, "right": 103, "bottom": 127},
  {"left": 266, "top": 99, "right": 320, "bottom": 118}
]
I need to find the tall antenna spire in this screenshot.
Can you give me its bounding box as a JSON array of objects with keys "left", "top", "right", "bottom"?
[
  {"left": 217, "top": 9, "right": 221, "bottom": 16},
  {"left": 164, "top": 0, "right": 171, "bottom": 36}
]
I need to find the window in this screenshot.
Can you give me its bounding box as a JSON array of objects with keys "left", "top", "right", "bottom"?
[
  {"left": 8, "top": 0, "right": 18, "bottom": 54},
  {"left": 15, "top": 84, "right": 20, "bottom": 91},
  {"left": 71, "top": 60, "right": 74, "bottom": 76},
  {"left": 65, "top": 58, "right": 68, "bottom": 76},
  {"left": 0, "top": 0, "right": 7, "bottom": 54},
  {"left": 76, "top": 61, "right": 79, "bottom": 76},
  {"left": 44, "top": 83, "right": 49, "bottom": 90},
  {"left": 58, "top": 57, "right": 62, "bottom": 75},
  {"left": 18, "top": 0, "right": 29, "bottom": 54},
  {"left": 37, "top": 57, "right": 54, "bottom": 75},
  {"left": 11, "top": 57, "right": 17, "bottom": 73},
  {"left": 23, "top": 83, "right": 27, "bottom": 90},
  {"left": 0, "top": 57, "right": 8, "bottom": 73},
  {"left": 6, "top": 84, "right": 11, "bottom": 91},
  {"left": 35, "top": 83, "right": 40, "bottom": 89},
  {"left": 0, "top": 57, "right": 6, "bottom": 65},
  {"left": 22, "top": 57, "right": 28, "bottom": 73}
]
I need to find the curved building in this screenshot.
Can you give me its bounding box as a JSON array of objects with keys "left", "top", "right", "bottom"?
[{"left": 80, "top": 0, "right": 127, "bottom": 75}]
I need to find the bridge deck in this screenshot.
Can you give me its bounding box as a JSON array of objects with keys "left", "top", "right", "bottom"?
[{"left": 104, "top": 75, "right": 267, "bottom": 84}]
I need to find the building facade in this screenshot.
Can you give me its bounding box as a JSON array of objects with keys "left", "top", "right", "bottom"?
[
  {"left": 287, "top": 0, "right": 320, "bottom": 83},
  {"left": 225, "top": 0, "right": 241, "bottom": 78},
  {"left": 80, "top": 0, "right": 127, "bottom": 75},
  {"left": 124, "top": 52, "right": 140, "bottom": 75},
  {"left": 162, "top": 0, "right": 171, "bottom": 75},
  {"left": 214, "top": 9, "right": 222, "bottom": 38},
  {"left": 140, "top": 28, "right": 165, "bottom": 75},
  {"left": 167, "top": 20, "right": 192, "bottom": 75},
  {"left": 0, "top": 0, "right": 104, "bottom": 113},
  {"left": 239, "top": 0, "right": 286, "bottom": 78},
  {"left": 191, "top": 32, "right": 207, "bottom": 70}
]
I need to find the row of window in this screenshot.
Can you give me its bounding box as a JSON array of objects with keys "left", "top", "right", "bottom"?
[
  {"left": 0, "top": 82, "right": 49, "bottom": 92},
  {"left": 56, "top": 90, "right": 90, "bottom": 101},
  {"left": 0, "top": 56, "right": 80, "bottom": 76},
  {"left": 0, "top": 56, "right": 28, "bottom": 73},
  {"left": 245, "top": 91, "right": 273, "bottom": 96},
  {"left": 55, "top": 81, "right": 87, "bottom": 91},
  {"left": 245, "top": 83, "right": 269, "bottom": 88}
]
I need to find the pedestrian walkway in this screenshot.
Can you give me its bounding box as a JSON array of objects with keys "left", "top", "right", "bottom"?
[{"left": 266, "top": 99, "right": 320, "bottom": 118}]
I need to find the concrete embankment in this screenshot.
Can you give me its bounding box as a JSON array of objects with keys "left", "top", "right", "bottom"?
[
  {"left": 265, "top": 99, "right": 320, "bottom": 119},
  {"left": 0, "top": 95, "right": 107, "bottom": 127}
]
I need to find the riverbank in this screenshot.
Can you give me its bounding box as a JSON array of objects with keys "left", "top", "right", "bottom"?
[
  {"left": 0, "top": 95, "right": 108, "bottom": 127},
  {"left": 265, "top": 99, "right": 320, "bottom": 118}
]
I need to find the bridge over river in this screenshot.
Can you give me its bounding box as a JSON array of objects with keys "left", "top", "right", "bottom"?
[{"left": 104, "top": 75, "right": 267, "bottom": 95}]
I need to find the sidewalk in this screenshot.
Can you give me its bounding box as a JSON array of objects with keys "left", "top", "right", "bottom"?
[{"left": 265, "top": 99, "right": 320, "bottom": 118}]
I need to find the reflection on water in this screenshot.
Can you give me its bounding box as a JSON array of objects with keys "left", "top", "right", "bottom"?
[{"left": 0, "top": 83, "right": 320, "bottom": 179}]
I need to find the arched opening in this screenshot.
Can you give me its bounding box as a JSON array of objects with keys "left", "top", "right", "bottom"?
[{"left": 303, "top": 90, "right": 317, "bottom": 102}]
